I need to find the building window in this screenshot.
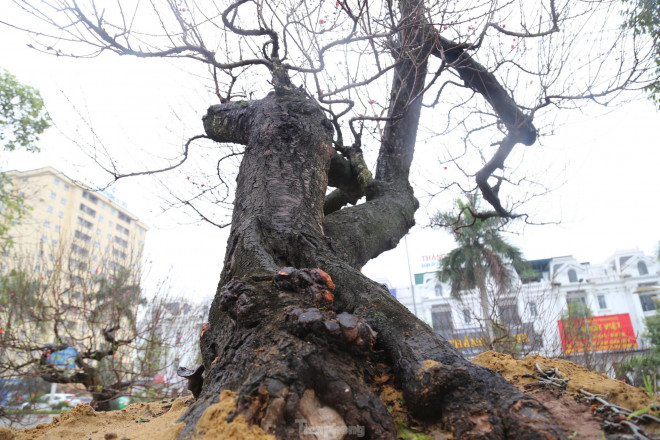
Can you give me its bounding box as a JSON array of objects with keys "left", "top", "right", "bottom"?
[
  {"left": 568, "top": 269, "right": 578, "bottom": 283},
  {"left": 528, "top": 302, "right": 538, "bottom": 317},
  {"left": 111, "top": 208, "right": 116, "bottom": 215},
  {"left": 47, "top": 205, "right": 54, "bottom": 213},
  {"left": 638, "top": 262, "right": 649, "bottom": 276},
  {"left": 82, "top": 190, "right": 99, "bottom": 205},
  {"left": 567, "top": 296, "right": 586, "bottom": 306},
  {"left": 22, "top": 177, "right": 28, "bottom": 184},
  {"left": 112, "top": 248, "right": 127, "bottom": 259},
  {"left": 97, "top": 228, "right": 102, "bottom": 235},
  {"left": 41, "top": 234, "right": 47, "bottom": 242},
  {"left": 54, "top": 225, "right": 60, "bottom": 232},
  {"left": 499, "top": 303, "right": 520, "bottom": 325},
  {"left": 51, "top": 239, "right": 58, "bottom": 247},
  {"left": 99, "top": 215, "right": 104, "bottom": 222},
  {"left": 77, "top": 216, "right": 93, "bottom": 229},
  {"left": 69, "top": 259, "right": 88, "bottom": 271},
  {"left": 463, "top": 309, "right": 471, "bottom": 324},
  {"left": 640, "top": 294, "right": 657, "bottom": 312},
  {"left": 117, "top": 211, "right": 132, "bottom": 224},
  {"left": 597, "top": 295, "right": 607, "bottom": 309},
  {"left": 116, "top": 224, "right": 130, "bottom": 235},
  {"left": 80, "top": 203, "right": 97, "bottom": 217},
  {"left": 74, "top": 230, "right": 91, "bottom": 242},
  {"left": 58, "top": 211, "right": 64, "bottom": 218},
  {"left": 54, "top": 177, "right": 60, "bottom": 185},
  {"left": 60, "top": 197, "right": 67, "bottom": 205},
  {"left": 566, "top": 293, "right": 588, "bottom": 317},
  {"left": 434, "top": 284, "right": 442, "bottom": 297},
  {"left": 431, "top": 306, "right": 453, "bottom": 337},
  {"left": 114, "top": 236, "right": 128, "bottom": 247},
  {"left": 63, "top": 183, "right": 70, "bottom": 191},
  {"left": 109, "top": 221, "right": 114, "bottom": 228},
  {"left": 72, "top": 244, "right": 89, "bottom": 257},
  {"left": 50, "top": 191, "right": 57, "bottom": 199},
  {"left": 44, "top": 220, "right": 51, "bottom": 228}
]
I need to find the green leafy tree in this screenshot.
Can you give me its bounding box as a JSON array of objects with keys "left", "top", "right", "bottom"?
[
  {"left": 615, "top": 321, "right": 660, "bottom": 386},
  {"left": 0, "top": 69, "right": 50, "bottom": 251},
  {"left": 622, "top": 0, "right": 660, "bottom": 107},
  {"left": 0, "top": 173, "right": 29, "bottom": 253},
  {"left": 616, "top": 306, "right": 660, "bottom": 386},
  {"left": 435, "top": 194, "right": 534, "bottom": 344},
  {"left": 0, "top": 69, "right": 50, "bottom": 152},
  {"left": 617, "top": 241, "right": 660, "bottom": 385}
]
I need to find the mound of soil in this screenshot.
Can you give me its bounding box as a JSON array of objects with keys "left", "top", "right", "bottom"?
[
  {"left": 472, "top": 351, "right": 659, "bottom": 439},
  {"left": 1, "top": 352, "right": 657, "bottom": 440},
  {"left": 0, "top": 391, "right": 272, "bottom": 440},
  {"left": 472, "top": 351, "right": 653, "bottom": 411}
]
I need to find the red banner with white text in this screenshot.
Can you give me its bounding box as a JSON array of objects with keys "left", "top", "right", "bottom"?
[{"left": 557, "top": 313, "right": 638, "bottom": 354}]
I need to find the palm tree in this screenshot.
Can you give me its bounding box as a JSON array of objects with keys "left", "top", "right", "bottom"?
[{"left": 435, "top": 194, "right": 533, "bottom": 345}]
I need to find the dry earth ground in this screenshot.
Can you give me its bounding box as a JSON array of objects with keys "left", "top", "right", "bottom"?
[{"left": 1, "top": 351, "right": 657, "bottom": 440}]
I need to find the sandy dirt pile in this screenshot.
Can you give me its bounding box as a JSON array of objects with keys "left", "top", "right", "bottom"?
[
  {"left": 0, "top": 390, "right": 273, "bottom": 440},
  {"left": 472, "top": 351, "right": 653, "bottom": 411},
  {"left": 473, "top": 351, "right": 659, "bottom": 439},
  {"left": 1, "top": 397, "right": 187, "bottom": 440},
  {"left": 1, "top": 352, "right": 657, "bottom": 440}
]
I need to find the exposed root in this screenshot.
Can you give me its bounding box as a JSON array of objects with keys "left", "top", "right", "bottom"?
[
  {"left": 185, "top": 269, "right": 567, "bottom": 440},
  {"left": 285, "top": 307, "right": 377, "bottom": 354}
]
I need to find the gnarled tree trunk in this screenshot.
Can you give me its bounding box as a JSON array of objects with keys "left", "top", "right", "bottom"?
[{"left": 174, "top": 87, "right": 565, "bottom": 439}]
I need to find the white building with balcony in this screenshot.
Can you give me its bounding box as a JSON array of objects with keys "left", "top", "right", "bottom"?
[{"left": 389, "top": 249, "right": 660, "bottom": 366}]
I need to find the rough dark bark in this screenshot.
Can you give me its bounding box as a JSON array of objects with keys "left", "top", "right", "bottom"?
[
  {"left": 173, "top": 86, "right": 565, "bottom": 439},
  {"left": 4, "top": 0, "right": 649, "bottom": 436},
  {"left": 174, "top": 1, "right": 563, "bottom": 437}
]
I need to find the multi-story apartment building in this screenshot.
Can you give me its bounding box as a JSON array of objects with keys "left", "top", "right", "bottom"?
[
  {"left": 0, "top": 167, "right": 152, "bottom": 402},
  {"left": 391, "top": 248, "right": 660, "bottom": 370},
  {"left": 2, "top": 167, "right": 148, "bottom": 275},
  {"left": 0, "top": 167, "right": 148, "bottom": 349}
]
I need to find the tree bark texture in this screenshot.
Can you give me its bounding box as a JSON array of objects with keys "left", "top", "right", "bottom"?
[{"left": 173, "top": 88, "right": 565, "bottom": 440}]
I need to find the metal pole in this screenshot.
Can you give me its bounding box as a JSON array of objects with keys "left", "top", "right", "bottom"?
[{"left": 404, "top": 235, "right": 418, "bottom": 317}]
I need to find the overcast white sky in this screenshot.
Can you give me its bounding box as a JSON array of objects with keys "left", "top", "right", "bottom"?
[{"left": 1, "top": 12, "right": 659, "bottom": 298}]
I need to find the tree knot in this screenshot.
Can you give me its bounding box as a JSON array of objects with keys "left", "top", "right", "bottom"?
[
  {"left": 274, "top": 267, "right": 335, "bottom": 308},
  {"left": 217, "top": 278, "right": 261, "bottom": 327},
  {"left": 285, "top": 307, "right": 377, "bottom": 354}
]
